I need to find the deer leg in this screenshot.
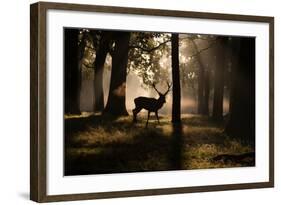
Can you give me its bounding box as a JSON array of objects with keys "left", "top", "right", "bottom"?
[
  {"left": 155, "top": 111, "right": 160, "bottom": 124},
  {"left": 146, "top": 111, "right": 150, "bottom": 127},
  {"left": 133, "top": 107, "right": 141, "bottom": 122},
  {"left": 133, "top": 108, "right": 137, "bottom": 122}
]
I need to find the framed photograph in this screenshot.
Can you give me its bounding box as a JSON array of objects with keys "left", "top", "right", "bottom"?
[{"left": 30, "top": 1, "right": 274, "bottom": 202}]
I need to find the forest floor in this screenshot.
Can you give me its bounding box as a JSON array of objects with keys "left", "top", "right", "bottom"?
[{"left": 64, "top": 113, "right": 255, "bottom": 176}]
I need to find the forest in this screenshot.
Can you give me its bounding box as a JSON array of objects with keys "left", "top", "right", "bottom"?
[{"left": 64, "top": 28, "right": 255, "bottom": 175}]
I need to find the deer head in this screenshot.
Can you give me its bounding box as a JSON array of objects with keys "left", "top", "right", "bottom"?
[{"left": 152, "top": 82, "right": 172, "bottom": 104}]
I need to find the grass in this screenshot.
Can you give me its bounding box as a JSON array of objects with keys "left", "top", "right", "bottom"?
[{"left": 64, "top": 113, "right": 254, "bottom": 175}]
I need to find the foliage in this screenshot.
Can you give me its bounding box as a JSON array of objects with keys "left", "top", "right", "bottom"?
[
  {"left": 78, "top": 29, "right": 95, "bottom": 79},
  {"left": 128, "top": 32, "right": 171, "bottom": 88},
  {"left": 76, "top": 30, "right": 221, "bottom": 95}
]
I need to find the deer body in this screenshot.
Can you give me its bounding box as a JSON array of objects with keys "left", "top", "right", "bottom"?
[
  {"left": 133, "top": 83, "right": 171, "bottom": 126},
  {"left": 134, "top": 96, "right": 165, "bottom": 112}
]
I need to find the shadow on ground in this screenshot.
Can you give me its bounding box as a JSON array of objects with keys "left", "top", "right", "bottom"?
[{"left": 64, "top": 114, "right": 254, "bottom": 176}]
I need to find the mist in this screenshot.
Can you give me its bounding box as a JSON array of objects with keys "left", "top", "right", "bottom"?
[
  {"left": 79, "top": 62, "right": 230, "bottom": 115},
  {"left": 79, "top": 33, "right": 230, "bottom": 116}
]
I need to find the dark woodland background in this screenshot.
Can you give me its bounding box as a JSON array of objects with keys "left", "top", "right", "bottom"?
[{"left": 64, "top": 28, "right": 255, "bottom": 175}]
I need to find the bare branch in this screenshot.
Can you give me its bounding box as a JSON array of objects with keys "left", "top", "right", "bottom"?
[
  {"left": 187, "top": 39, "right": 218, "bottom": 58},
  {"left": 82, "top": 62, "right": 94, "bottom": 69},
  {"left": 84, "top": 45, "right": 93, "bottom": 50},
  {"left": 179, "top": 35, "right": 215, "bottom": 41},
  {"left": 129, "top": 39, "right": 171, "bottom": 53}
]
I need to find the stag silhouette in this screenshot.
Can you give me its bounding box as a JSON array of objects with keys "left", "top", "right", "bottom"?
[{"left": 133, "top": 82, "right": 172, "bottom": 127}]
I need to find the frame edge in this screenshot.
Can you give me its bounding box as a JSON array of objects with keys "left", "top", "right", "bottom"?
[
  {"left": 269, "top": 16, "right": 274, "bottom": 187},
  {"left": 30, "top": 1, "right": 275, "bottom": 202},
  {"left": 38, "top": 1, "right": 274, "bottom": 22},
  {"left": 42, "top": 182, "right": 273, "bottom": 202},
  {"left": 30, "top": 2, "right": 48, "bottom": 202},
  {"left": 30, "top": 2, "right": 40, "bottom": 202}
]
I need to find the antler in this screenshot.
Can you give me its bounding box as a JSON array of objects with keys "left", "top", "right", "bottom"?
[
  {"left": 164, "top": 82, "right": 172, "bottom": 95},
  {"left": 152, "top": 83, "right": 162, "bottom": 95}
]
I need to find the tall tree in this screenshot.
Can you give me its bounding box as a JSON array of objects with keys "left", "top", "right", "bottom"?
[
  {"left": 212, "top": 37, "right": 228, "bottom": 121},
  {"left": 228, "top": 39, "right": 239, "bottom": 114},
  {"left": 64, "top": 29, "right": 81, "bottom": 114},
  {"left": 188, "top": 36, "right": 218, "bottom": 115},
  {"left": 189, "top": 39, "right": 205, "bottom": 114},
  {"left": 93, "top": 31, "right": 111, "bottom": 112},
  {"left": 225, "top": 37, "right": 255, "bottom": 146},
  {"left": 103, "top": 31, "right": 131, "bottom": 116},
  {"left": 202, "top": 69, "right": 210, "bottom": 115},
  {"left": 171, "top": 33, "right": 181, "bottom": 123}
]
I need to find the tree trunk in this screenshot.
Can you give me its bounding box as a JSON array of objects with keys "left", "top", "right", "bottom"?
[
  {"left": 171, "top": 34, "right": 181, "bottom": 123},
  {"left": 225, "top": 38, "right": 255, "bottom": 146},
  {"left": 64, "top": 28, "right": 81, "bottom": 114},
  {"left": 228, "top": 39, "right": 239, "bottom": 114},
  {"left": 190, "top": 39, "right": 205, "bottom": 114},
  {"left": 103, "top": 32, "right": 130, "bottom": 116},
  {"left": 93, "top": 32, "right": 111, "bottom": 112},
  {"left": 197, "top": 63, "right": 205, "bottom": 114},
  {"left": 202, "top": 69, "right": 210, "bottom": 115},
  {"left": 212, "top": 37, "right": 227, "bottom": 121}
]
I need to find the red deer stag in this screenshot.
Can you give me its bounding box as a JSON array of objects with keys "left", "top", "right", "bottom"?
[{"left": 133, "top": 82, "right": 172, "bottom": 126}]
